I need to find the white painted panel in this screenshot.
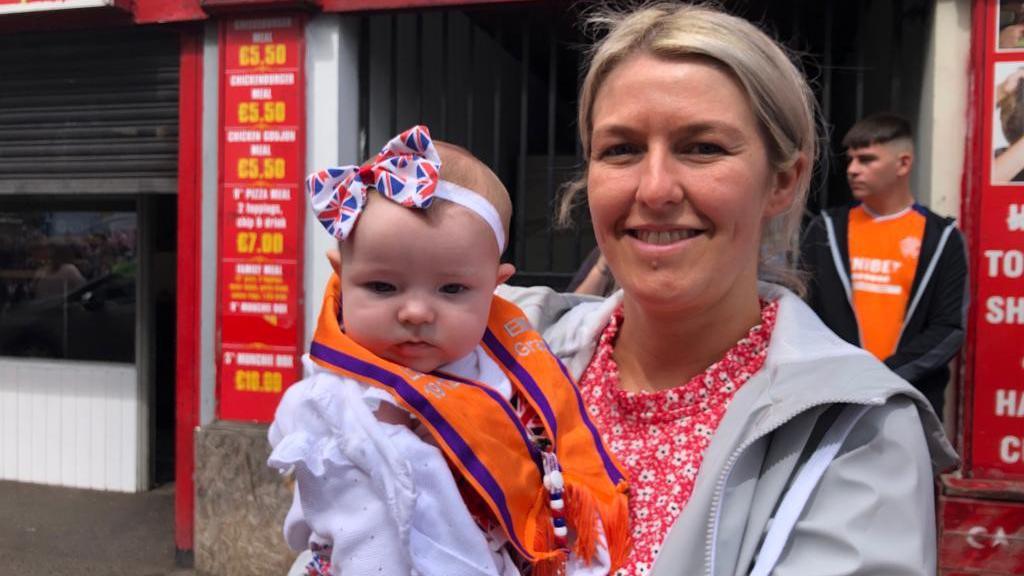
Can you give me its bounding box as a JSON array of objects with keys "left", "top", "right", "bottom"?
[
  {"left": 113, "top": 376, "right": 126, "bottom": 491},
  {"left": 72, "top": 375, "right": 91, "bottom": 486},
  {"left": 304, "top": 14, "right": 343, "bottom": 350},
  {"left": 0, "top": 368, "right": 12, "bottom": 479},
  {"left": 108, "top": 374, "right": 120, "bottom": 490},
  {"left": 104, "top": 375, "right": 121, "bottom": 490},
  {"left": 42, "top": 373, "right": 61, "bottom": 483},
  {"left": 59, "top": 379, "right": 76, "bottom": 485},
  {"left": 0, "top": 358, "right": 139, "bottom": 492},
  {"left": 16, "top": 375, "right": 36, "bottom": 482},
  {"left": 88, "top": 372, "right": 107, "bottom": 490},
  {"left": 200, "top": 21, "right": 220, "bottom": 427},
  {"left": 915, "top": 0, "right": 970, "bottom": 218}
]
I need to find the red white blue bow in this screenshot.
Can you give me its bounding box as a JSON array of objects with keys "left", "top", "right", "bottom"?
[{"left": 307, "top": 125, "right": 440, "bottom": 240}]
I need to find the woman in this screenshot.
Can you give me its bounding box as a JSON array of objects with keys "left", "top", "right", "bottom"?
[{"left": 500, "top": 3, "right": 958, "bottom": 575}]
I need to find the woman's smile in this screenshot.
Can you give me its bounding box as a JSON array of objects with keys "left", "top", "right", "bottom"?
[
  {"left": 626, "top": 223, "right": 707, "bottom": 244},
  {"left": 623, "top": 226, "right": 708, "bottom": 266}
]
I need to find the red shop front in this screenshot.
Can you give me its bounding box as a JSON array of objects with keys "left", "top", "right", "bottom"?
[
  {"left": 940, "top": 1, "right": 1024, "bottom": 574},
  {"left": 7, "top": 0, "right": 1016, "bottom": 572}
]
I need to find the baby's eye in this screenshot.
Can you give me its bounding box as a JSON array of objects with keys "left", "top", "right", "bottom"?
[
  {"left": 439, "top": 283, "right": 467, "bottom": 295},
  {"left": 365, "top": 281, "right": 396, "bottom": 294}
]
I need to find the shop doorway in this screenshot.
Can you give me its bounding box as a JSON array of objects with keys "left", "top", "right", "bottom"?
[
  {"left": 0, "top": 193, "right": 178, "bottom": 491},
  {"left": 0, "top": 27, "right": 180, "bottom": 491},
  {"left": 148, "top": 194, "right": 178, "bottom": 485}
]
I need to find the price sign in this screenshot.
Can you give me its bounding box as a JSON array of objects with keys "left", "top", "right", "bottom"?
[{"left": 217, "top": 15, "right": 305, "bottom": 423}]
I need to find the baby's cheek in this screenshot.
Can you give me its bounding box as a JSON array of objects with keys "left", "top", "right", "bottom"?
[
  {"left": 342, "top": 307, "right": 389, "bottom": 348},
  {"left": 448, "top": 309, "right": 491, "bottom": 349}
]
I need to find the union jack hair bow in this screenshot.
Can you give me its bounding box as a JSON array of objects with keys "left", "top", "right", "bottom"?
[
  {"left": 307, "top": 125, "right": 441, "bottom": 241},
  {"left": 307, "top": 125, "right": 506, "bottom": 251}
]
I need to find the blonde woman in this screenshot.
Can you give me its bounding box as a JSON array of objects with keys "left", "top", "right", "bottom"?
[{"left": 500, "top": 3, "right": 958, "bottom": 574}]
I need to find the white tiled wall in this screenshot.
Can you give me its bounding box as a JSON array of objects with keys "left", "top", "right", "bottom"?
[{"left": 0, "top": 358, "right": 141, "bottom": 492}]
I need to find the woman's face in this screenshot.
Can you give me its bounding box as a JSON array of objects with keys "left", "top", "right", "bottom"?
[{"left": 587, "top": 53, "right": 796, "bottom": 315}]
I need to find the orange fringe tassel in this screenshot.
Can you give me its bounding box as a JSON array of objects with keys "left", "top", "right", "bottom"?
[
  {"left": 532, "top": 555, "right": 568, "bottom": 576},
  {"left": 528, "top": 477, "right": 631, "bottom": 575},
  {"left": 565, "top": 479, "right": 633, "bottom": 573},
  {"left": 531, "top": 515, "right": 567, "bottom": 576}
]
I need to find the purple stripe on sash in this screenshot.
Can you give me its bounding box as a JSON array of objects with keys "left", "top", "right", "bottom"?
[
  {"left": 309, "top": 341, "right": 530, "bottom": 557},
  {"left": 436, "top": 371, "right": 540, "bottom": 463},
  {"left": 483, "top": 329, "right": 626, "bottom": 487},
  {"left": 552, "top": 354, "right": 627, "bottom": 486},
  {"left": 482, "top": 329, "right": 558, "bottom": 438}
]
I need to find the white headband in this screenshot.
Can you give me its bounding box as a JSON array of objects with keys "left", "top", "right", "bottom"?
[{"left": 433, "top": 179, "right": 506, "bottom": 253}]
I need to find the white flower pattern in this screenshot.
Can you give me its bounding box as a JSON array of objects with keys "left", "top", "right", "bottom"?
[{"left": 578, "top": 300, "right": 778, "bottom": 575}]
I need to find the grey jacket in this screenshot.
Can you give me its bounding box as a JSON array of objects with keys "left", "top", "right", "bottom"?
[{"left": 497, "top": 283, "right": 959, "bottom": 576}]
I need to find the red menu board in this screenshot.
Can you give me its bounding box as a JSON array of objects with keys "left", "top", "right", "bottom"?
[
  {"left": 966, "top": 0, "right": 1024, "bottom": 478},
  {"left": 217, "top": 15, "right": 305, "bottom": 422},
  {"left": 0, "top": 0, "right": 125, "bottom": 12}
]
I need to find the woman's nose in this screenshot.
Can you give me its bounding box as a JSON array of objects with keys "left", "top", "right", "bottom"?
[
  {"left": 397, "top": 298, "right": 435, "bottom": 325},
  {"left": 636, "top": 147, "right": 683, "bottom": 208}
]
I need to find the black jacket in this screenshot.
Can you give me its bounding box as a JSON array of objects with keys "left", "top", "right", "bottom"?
[{"left": 799, "top": 203, "right": 969, "bottom": 417}]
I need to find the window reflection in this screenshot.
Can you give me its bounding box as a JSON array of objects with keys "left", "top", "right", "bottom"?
[{"left": 0, "top": 206, "right": 137, "bottom": 363}]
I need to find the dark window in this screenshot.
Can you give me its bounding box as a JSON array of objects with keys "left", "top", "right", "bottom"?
[{"left": 0, "top": 198, "right": 137, "bottom": 362}]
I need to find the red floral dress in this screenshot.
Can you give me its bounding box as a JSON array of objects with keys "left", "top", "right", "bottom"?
[{"left": 578, "top": 300, "right": 779, "bottom": 576}]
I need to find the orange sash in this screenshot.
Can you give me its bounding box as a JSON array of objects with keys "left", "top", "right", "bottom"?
[{"left": 309, "top": 275, "right": 630, "bottom": 572}]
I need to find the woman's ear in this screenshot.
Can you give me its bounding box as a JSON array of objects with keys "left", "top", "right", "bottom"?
[
  {"left": 326, "top": 249, "right": 342, "bottom": 276},
  {"left": 497, "top": 263, "right": 516, "bottom": 285},
  {"left": 765, "top": 154, "right": 806, "bottom": 218}
]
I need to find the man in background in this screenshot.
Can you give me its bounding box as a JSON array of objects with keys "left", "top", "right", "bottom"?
[{"left": 800, "top": 113, "right": 968, "bottom": 419}]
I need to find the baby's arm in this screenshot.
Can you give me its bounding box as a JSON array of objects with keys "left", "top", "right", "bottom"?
[
  {"left": 268, "top": 372, "right": 417, "bottom": 574},
  {"left": 290, "top": 453, "right": 411, "bottom": 574}
]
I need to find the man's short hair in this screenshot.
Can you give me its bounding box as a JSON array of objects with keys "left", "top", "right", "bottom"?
[{"left": 841, "top": 113, "right": 913, "bottom": 150}]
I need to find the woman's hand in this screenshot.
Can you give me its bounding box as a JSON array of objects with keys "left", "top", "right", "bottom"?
[{"left": 572, "top": 254, "right": 614, "bottom": 296}]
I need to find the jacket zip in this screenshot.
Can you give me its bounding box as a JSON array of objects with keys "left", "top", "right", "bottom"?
[
  {"left": 703, "top": 395, "right": 886, "bottom": 576},
  {"left": 821, "top": 212, "right": 863, "bottom": 346},
  {"left": 893, "top": 223, "right": 955, "bottom": 347}
]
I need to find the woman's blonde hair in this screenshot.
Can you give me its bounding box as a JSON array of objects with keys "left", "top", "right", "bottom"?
[{"left": 562, "top": 2, "right": 819, "bottom": 295}]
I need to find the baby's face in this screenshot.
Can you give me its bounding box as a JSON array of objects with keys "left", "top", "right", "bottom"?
[{"left": 339, "top": 198, "right": 513, "bottom": 373}]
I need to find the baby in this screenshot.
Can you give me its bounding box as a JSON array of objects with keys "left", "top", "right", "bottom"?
[{"left": 268, "top": 126, "right": 629, "bottom": 576}]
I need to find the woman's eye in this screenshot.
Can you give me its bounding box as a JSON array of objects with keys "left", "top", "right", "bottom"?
[
  {"left": 598, "top": 143, "right": 639, "bottom": 159},
  {"left": 688, "top": 142, "right": 726, "bottom": 156},
  {"left": 365, "top": 281, "right": 396, "bottom": 294},
  {"left": 440, "top": 283, "right": 467, "bottom": 295}
]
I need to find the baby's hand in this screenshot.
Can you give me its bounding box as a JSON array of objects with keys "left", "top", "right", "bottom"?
[{"left": 374, "top": 401, "right": 415, "bottom": 428}]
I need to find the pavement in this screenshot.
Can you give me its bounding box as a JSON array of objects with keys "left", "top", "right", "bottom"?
[{"left": 0, "top": 479, "right": 194, "bottom": 576}]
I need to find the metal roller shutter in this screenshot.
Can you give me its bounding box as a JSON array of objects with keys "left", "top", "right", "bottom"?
[{"left": 0, "top": 28, "right": 179, "bottom": 195}]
